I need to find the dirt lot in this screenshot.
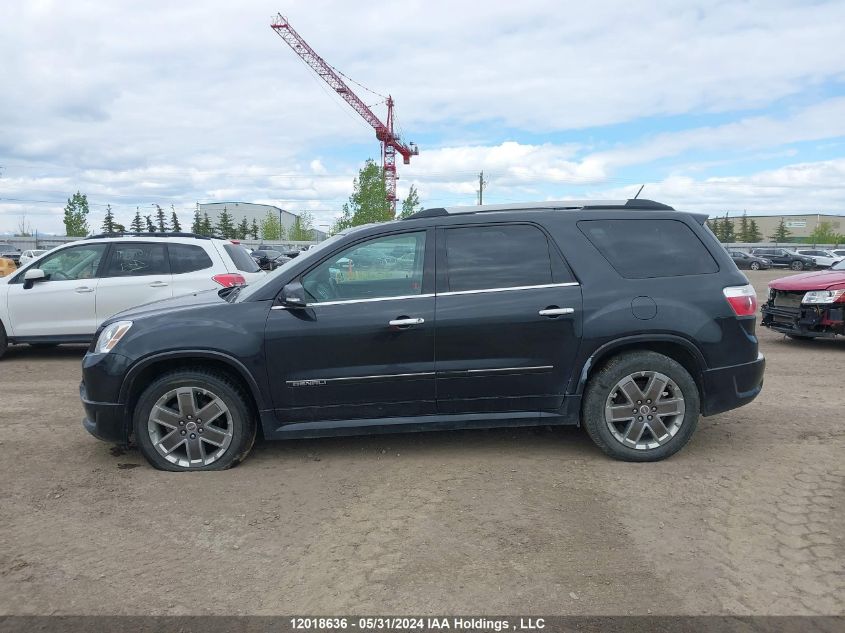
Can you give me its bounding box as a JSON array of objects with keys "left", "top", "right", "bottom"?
[{"left": 0, "top": 270, "right": 842, "bottom": 616}]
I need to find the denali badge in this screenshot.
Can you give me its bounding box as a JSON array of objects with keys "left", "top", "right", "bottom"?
[{"left": 290, "top": 379, "right": 327, "bottom": 387}]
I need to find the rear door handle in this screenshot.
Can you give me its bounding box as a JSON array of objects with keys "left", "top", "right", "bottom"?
[
  {"left": 539, "top": 307, "right": 575, "bottom": 317},
  {"left": 389, "top": 317, "right": 425, "bottom": 327},
  {"left": 74, "top": 286, "right": 94, "bottom": 293},
  {"left": 148, "top": 281, "right": 169, "bottom": 288}
]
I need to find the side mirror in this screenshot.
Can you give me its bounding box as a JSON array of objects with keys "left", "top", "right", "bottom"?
[
  {"left": 23, "top": 268, "right": 46, "bottom": 289},
  {"left": 280, "top": 281, "right": 307, "bottom": 308}
]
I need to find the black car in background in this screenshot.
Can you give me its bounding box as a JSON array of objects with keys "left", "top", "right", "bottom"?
[
  {"left": 728, "top": 250, "right": 771, "bottom": 270},
  {"left": 0, "top": 243, "right": 21, "bottom": 265},
  {"left": 250, "top": 249, "right": 290, "bottom": 271},
  {"left": 750, "top": 247, "right": 815, "bottom": 270},
  {"left": 81, "top": 199, "right": 765, "bottom": 471}
]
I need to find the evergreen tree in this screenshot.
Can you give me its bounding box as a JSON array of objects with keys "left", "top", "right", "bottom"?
[
  {"left": 201, "top": 212, "right": 213, "bottom": 236},
  {"left": 237, "top": 218, "right": 250, "bottom": 240},
  {"left": 154, "top": 204, "right": 169, "bottom": 232},
  {"left": 215, "top": 206, "right": 236, "bottom": 238},
  {"left": 399, "top": 185, "right": 422, "bottom": 219},
  {"left": 332, "top": 159, "right": 390, "bottom": 233},
  {"left": 130, "top": 208, "right": 144, "bottom": 233},
  {"left": 250, "top": 218, "right": 260, "bottom": 240},
  {"left": 101, "top": 204, "right": 117, "bottom": 234},
  {"left": 113, "top": 222, "right": 126, "bottom": 233},
  {"left": 722, "top": 214, "right": 735, "bottom": 243},
  {"left": 170, "top": 206, "right": 182, "bottom": 232},
  {"left": 738, "top": 212, "right": 750, "bottom": 242},
  {"left": 770, "top": 217, "right": 791, "bottom": 243},
  {"left": 260, "top": 211, "right": 281, "bottom": 241},
  {"left": 746, "top": 219, "right": 762, "bottom": 243},
  {"left": 62, "top": 191, "right": 91, "bottom": 236},
  {"left": 145, "top": 215, "right": 156, "bottom": 232},
  {"left": 191, "top": 205, "right": 202, "bottom": 233}
]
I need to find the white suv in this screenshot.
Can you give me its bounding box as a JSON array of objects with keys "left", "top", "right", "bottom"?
[{"left": 0, "top": 233, "right": 264, "bottom": 357}]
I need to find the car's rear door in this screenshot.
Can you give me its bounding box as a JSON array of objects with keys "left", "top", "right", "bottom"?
[
  {"left": 95, "top": 242, "right": 173, "bottom": 324},
  {"left": 434, "top": 222, "right": 582, "bottom": 415}
]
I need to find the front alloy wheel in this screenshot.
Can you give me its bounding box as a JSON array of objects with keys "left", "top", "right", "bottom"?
[
  {"left": 791, "top": 261, "right": 804, "bottom": 270},
  {"left": 750, "top": 262, "right": 760, "bottom": 270},
  {"left": 134, "top": 370, "right": 256, "bottom": 471}
]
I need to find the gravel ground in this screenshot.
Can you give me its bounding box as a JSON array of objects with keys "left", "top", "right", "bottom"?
[{"left": 0, "top": 270, "right": 842, "bottom": 615}]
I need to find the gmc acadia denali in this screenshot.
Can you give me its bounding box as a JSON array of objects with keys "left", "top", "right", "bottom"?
[{"left": 80, "top": 199, "right": 765, "bottom": 470}]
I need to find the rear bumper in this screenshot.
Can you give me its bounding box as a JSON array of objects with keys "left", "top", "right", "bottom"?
[
  {"left": 80, "top": 381, "right": 129, "bottom": 445},
  {"left": 701, "top": 353, "right": 765, "bottom": 416}
]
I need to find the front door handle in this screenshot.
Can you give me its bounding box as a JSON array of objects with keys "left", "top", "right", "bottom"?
[
  {"left": 74, "top": 286, "right": 94, "bottom": 293},
  {"left": 389, "top": 317, "right": 425, "bottom": 327},
  {"left": 539, "top": 307, "right": 575, "bottom": 317},
  {"left": 148, "top": 281, "right": 169, "bottom": 288}
]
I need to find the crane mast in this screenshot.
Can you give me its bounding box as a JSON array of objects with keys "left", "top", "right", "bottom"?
[{"left": 270, "top": 14, "right": 418, "bottom": 214}]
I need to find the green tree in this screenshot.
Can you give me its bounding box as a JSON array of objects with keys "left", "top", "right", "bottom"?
[
  {"left": 808, "top": 221, "right": 841, "bottom": 245},
  {"left": 289, "top": 211, "right": 315, "bottom": 241},
  {"left": 706, "top": 217, "right": 721, "bottom": 241},
  {"left": 113, "top": 222, "right": 126, "bottom": 233},
  {"left": 144, "top": 215, "right": 156, "bottom": 232},
  {"left": 250, "top": 218, "right": 260, "bottom": 240},
  {"left": 770, "top": 217, "right": 791, "bottom": 243},
  {"left": 62, "top": 191, "right": 90, "bottom": 236},
  {"left": 746, "top": 219, "right": 762, "bottom": 243},
  {"left": 738, "top": 212, "right": 750, "bottom": 242},
  {"left": 170, "top": 206, "right": 182, "bottom": 232},
  {"left": 332, "top": 159, "right": 390, "bottom": 233},
  {"left": 191, "top": 205, "right": 202, "bottom": 233},
  {"left": 154, "top": 204, "right": 169, "bottom": 232},
  {"left": 201, "top": 212, "right": 213, "bottom": 236},
  {"left": 130, "top": 208, "right": 144, "bottom": 233},
  {"left": 237, "top": 218, "right": 250, "bottom": 240},
  {"left": 260, "top": 211, "right": 282, "bottom": 241},
  {"left": 722, "top": 214, "right": 735, "bottom": 243},
  {"left": 399, "top": 184, "right": 422, "bottom": 219},
  {"left": 101, "top": 204, "right": 117, "bottom": 234},
  {"left": 215, "top": 206, "right": 236, "bottom": 238}
]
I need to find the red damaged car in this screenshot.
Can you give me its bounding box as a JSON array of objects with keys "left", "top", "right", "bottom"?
[{"left": 761, "top": 260, "right": 845, "bottom": 339}]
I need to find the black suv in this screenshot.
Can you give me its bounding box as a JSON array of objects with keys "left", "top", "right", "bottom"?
[
  {"left": 80, "top": 199, "right": 765, "bottom": 470},
  {"left": 750, "top": 248, "right": 815, "bottom": 271}
]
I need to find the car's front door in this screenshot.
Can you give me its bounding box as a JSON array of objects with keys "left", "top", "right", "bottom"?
[
  {"left": 265, "top": 229, "right": 435, "bottom": 425},
  {"left": 5, "top": 243, "right": 108, "bottom": 338},
  {"left": 95, "top": 242, "right": 173, "bottom": 324},
  {"left": 434, "top": 223, "right": 582, "bottom": 415}
]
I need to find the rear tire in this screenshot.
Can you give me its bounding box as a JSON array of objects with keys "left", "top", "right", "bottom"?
[
  {"left": 0, "top": 321, "right": 7, "bottom": 360},
  {"left": 582, "top": 351, "right": 700, "bottom": 462},
  {"left": 134, "top": 369, "right": 257, "bottom": 471}
]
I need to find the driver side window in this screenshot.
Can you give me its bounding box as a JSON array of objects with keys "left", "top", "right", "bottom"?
[
  {"left": 302, "top": 232, "right": 426, "bottom": 303},
  {"left": 34, "top": 244, "right": 108, "bottom": 282}
]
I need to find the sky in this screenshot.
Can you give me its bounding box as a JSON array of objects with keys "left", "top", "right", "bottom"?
[{"left": 2, "top": 0, "right": 845, "bottom": 234}]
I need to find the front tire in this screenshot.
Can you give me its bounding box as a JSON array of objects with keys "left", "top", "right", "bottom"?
[
  {"left": 134, "top": 370, "right": 257, "bottom": 471},
  {"left": 582, "top": 351, "right": 700, "bottom": 462},
  {"left": 791, "top": 261, "right": 804, "bottom": 271},
  {"left": 750, "top": 262, "right": 760, "bottom": 270}
]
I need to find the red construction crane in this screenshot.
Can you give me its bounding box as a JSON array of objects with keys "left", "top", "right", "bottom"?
[{"left": 270, "top": 14, "right": 418, "bottom": 215}]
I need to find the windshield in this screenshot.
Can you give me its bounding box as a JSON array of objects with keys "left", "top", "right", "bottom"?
[{"left": 234, "top": 233, "right": 346, "bottom": 302}]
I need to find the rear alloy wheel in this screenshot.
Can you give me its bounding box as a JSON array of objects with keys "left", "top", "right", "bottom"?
[
  {"left": 791, "top": 261, "right": 804, "bottom": 271},
  {"left": 134, "top": 370, "right": 256, "bottom": 471},
  {"left": 582, "top": 351, "right": 700, "bottom": 461},
  {"left": 750, "top": 261, "right": 760, "bottom": 270}
]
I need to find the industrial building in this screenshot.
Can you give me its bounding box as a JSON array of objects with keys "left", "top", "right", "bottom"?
[
  {"left": 199, "top": 202, "right": 327, "bottom": 241},
  {"left": 720, "top": 212, "right": 844, "bottom": 242}
]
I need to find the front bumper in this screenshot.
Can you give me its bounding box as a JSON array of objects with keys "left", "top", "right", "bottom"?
[
  {"left": 761, "top": 303, "right": 844, "bottom": 337},
  {"left": 80, "top": 351, "right": 133, "bottom": 445},
  {"left": 81, "top": 381, "right": 129, "bottom": 444},
  {"left": 701, "top": 353, "right": 765, "bottom": 416}
]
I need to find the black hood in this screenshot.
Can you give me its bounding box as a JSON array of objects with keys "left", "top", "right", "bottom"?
[{"left": 111, "top": 288, "right": 229, "bottom": 322}]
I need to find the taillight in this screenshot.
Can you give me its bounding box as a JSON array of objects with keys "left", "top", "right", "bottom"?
[
  {"left": 212, "top": 273, "right": 246, "bottom": 288},
  {"left": 723, "top": 284, "right": 757, "bottom": 316}
]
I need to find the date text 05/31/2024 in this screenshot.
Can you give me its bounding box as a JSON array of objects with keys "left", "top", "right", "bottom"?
[{"left": 290, "top": 618, "right": 547, "bottom": 631}]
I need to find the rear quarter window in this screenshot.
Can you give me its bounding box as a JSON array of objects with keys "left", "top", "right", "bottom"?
[
  {"left": 223, "top": 244, "right": 261, "bottom": 273},
  {"left": 578, "top": 219, "right": 718, "bottom": 279},
  {"left": 169, "top": 244, "right": 213, "bottom": 274}
]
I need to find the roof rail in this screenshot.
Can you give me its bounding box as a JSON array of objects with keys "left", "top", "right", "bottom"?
[
  {"left": 403, "top": 198, "right": 674, "bottom": 220},
  {"left": 85, "top": 232, "right": 219, "bottom": 240}
]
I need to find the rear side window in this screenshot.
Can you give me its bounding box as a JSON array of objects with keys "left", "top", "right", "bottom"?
[
  {"left": 169, "top": 244, "right": 213, "bottom": 274},
  {"left": 223, "top": 244, "right": 260, "bottom": 273},
  {"left": 578, "top": 219, "right": 718, "bottom": 279},
  {"left": 445, "top": 224, "right": 552, "bottom": 292},
  {"left": 102, "top": 243, "right": 169, "bottom": 277}
]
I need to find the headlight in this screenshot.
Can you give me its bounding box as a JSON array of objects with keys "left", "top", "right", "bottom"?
[
  {"left": 802, "top": 290, "right": 845, "bottom": 305},
  {"left": 95, "top": 320, "right": 133, "bottom": 353}
]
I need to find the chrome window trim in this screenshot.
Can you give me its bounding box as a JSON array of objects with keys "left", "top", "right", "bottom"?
[
  {"left": 465, "top": 365, "right": 552, "bottom": 374},
  {"left": 271, "top": 282, "right": 579, "bottom": 309},
  {"left": 439, "top": 281, "right": 579, "bottom": 297}
]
